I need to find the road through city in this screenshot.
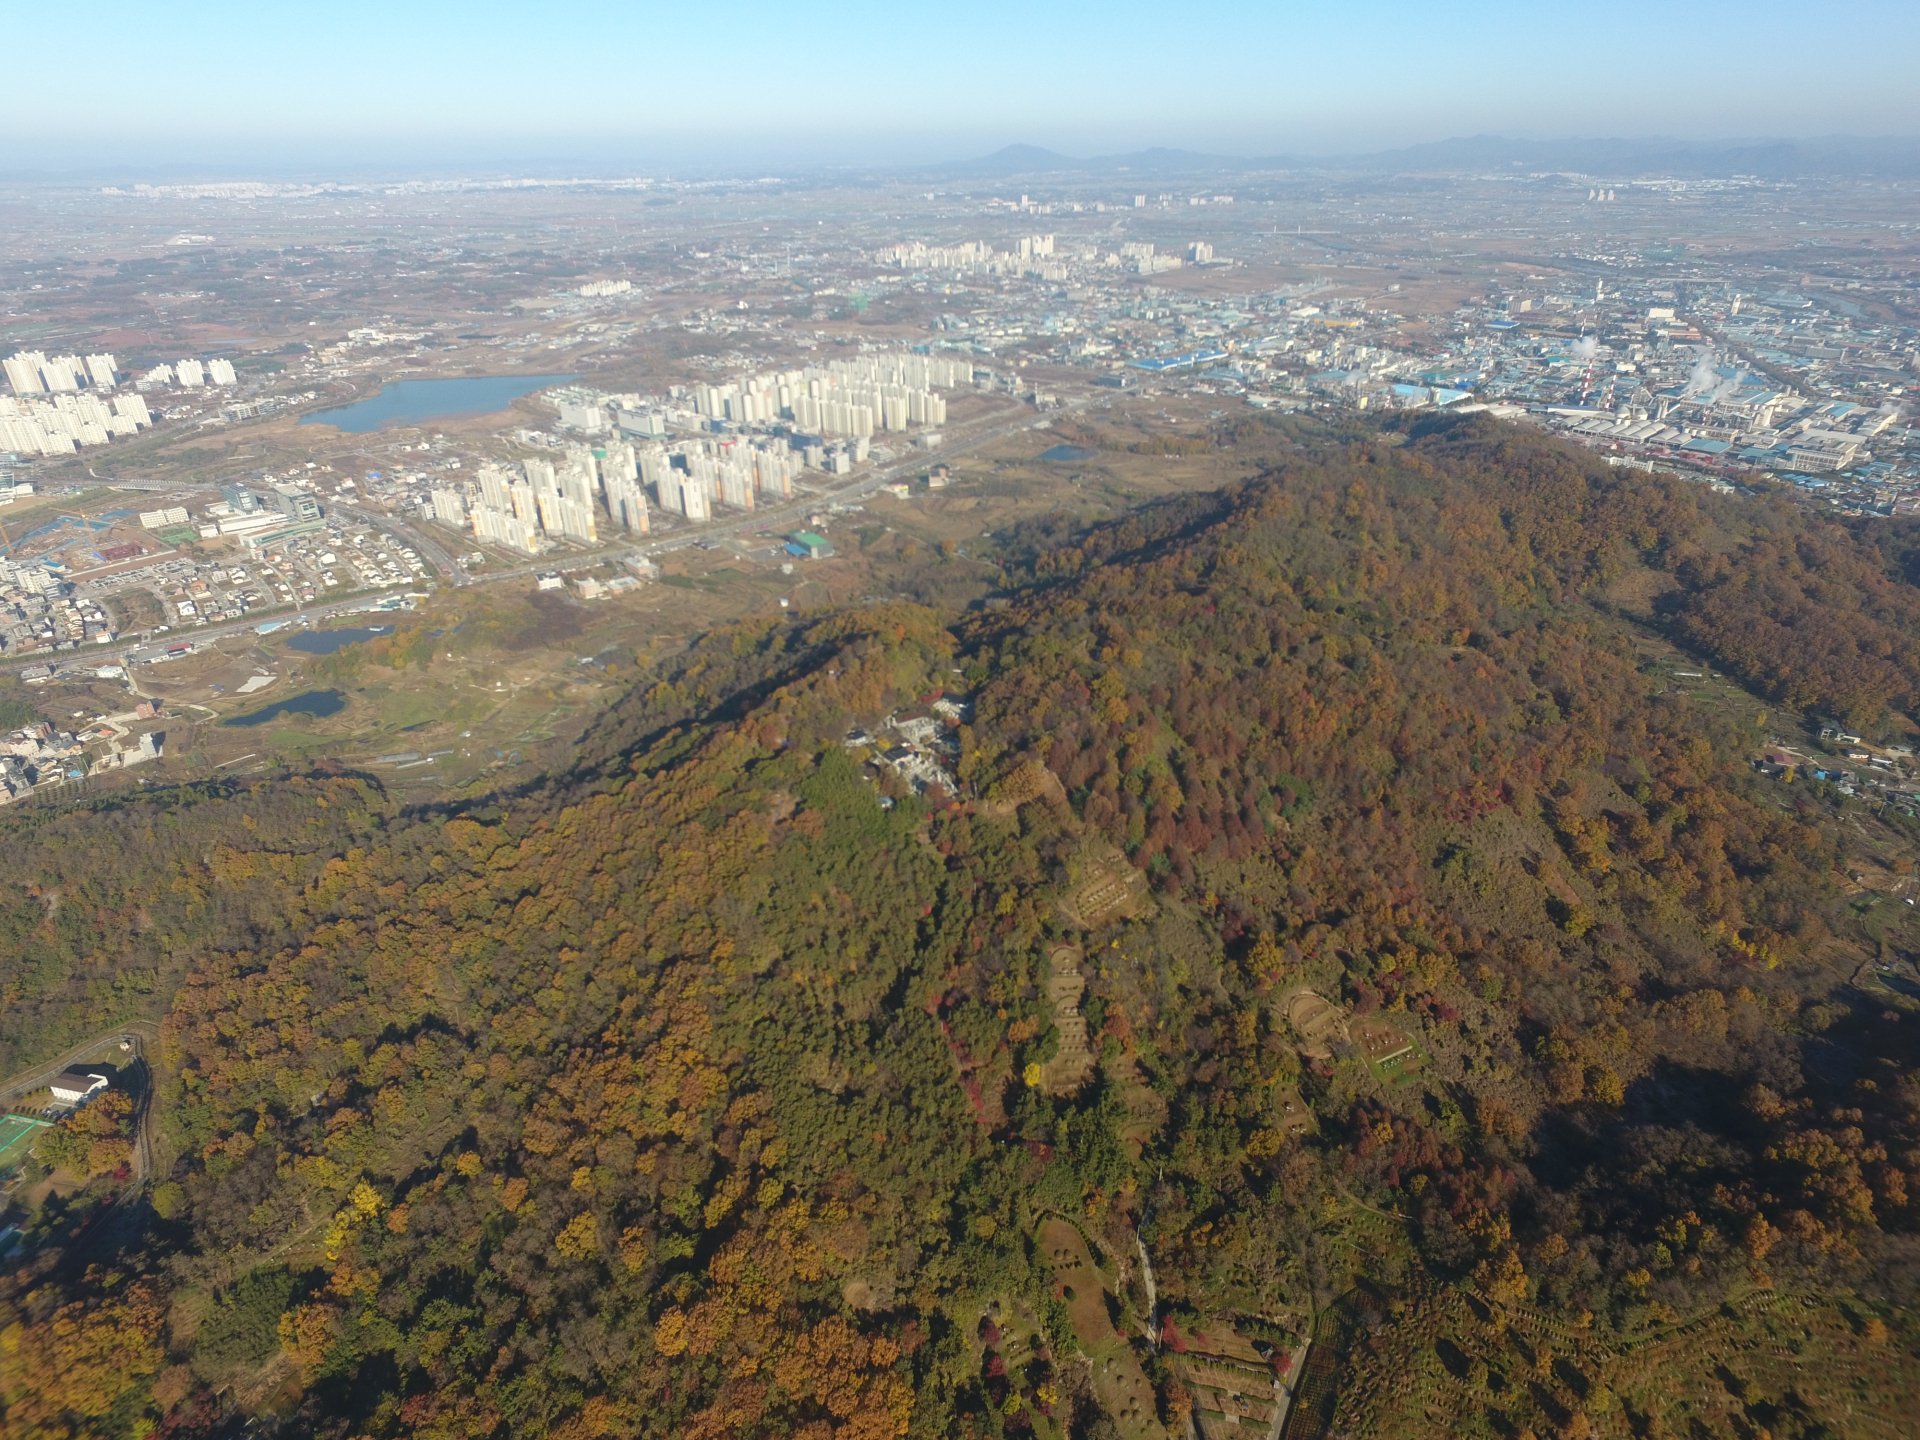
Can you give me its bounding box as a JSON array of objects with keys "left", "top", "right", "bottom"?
[{"left": 93, "top": 393, "right": 1101, "bottom": 668}]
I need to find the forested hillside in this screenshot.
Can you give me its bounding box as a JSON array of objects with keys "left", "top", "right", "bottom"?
[{"left": 3, "top": 416, "right": 1917, "bottom": 1440}]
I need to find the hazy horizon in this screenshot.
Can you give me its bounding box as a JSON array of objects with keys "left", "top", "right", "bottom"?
[
  {"left": 6, "top": 131, "right": 1920, "bottom": 187},
  {"left": 11, "top": 0, "right": 1920, "bottom": 176}
]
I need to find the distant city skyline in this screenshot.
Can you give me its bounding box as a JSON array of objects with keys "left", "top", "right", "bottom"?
[{"left": 9, "top": 0, "right": 1920, "bottom": 172}]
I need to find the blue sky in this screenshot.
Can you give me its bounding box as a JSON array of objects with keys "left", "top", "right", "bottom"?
[{"left": 13, "top": 0, "right": 1920, "bottom": 169}]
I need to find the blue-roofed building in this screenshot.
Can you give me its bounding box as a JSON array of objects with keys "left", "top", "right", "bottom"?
[{"left": 1128, "top": 348, "right": 1230, "bottom": 373}]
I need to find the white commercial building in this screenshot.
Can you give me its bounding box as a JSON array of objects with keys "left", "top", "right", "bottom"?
[{"left": 558, "top": 400, "right": 608, "bottom": 433}]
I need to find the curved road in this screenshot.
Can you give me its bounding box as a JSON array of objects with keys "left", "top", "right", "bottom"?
[{"left": 0, "top": 1021, "right": 158, "bottom": 1116}]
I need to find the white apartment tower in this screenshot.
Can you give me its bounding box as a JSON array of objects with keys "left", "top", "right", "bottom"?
[
  {"left": 39, "top": 356, "right": 81, "bottom": 393},
  {"left": 606, "top": 473, "right": 649, "bottom": 534},
  {"left": 655, "top": 462, "right": 711, "bottom": 521},
  {"left": 431, "top": 489, "right": 468, "bottom": 527},
  {"left": 472, "top": 463, "right": 541, "bottom": 554},
  {"left": 601, "top": 441, "right": 637, "bottom": 485},
  {"left": 3, "top": 353, "right": 45, "bottom": 396}
]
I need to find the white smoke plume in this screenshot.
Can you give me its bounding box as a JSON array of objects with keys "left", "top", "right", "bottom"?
[
  {"left": 1683, "top": 348, "right": 1746, "bottom": 403},
  {"left": 1571, "top": 336, "right": 1599, "bottom": 362},
  {"left": 1684, "top": 348, "right": 1720, "bottom": 396}
]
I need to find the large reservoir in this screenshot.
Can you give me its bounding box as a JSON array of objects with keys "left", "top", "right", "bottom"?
[{"left": 299, "top": 374, "right": 574, "bottom": 432}]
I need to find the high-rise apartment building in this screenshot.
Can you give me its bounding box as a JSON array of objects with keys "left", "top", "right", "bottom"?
[
  {"left": 474, "top": 503, "right": 539, "bottom": 554},
  {"left": 471, "top": 464, "right": 542, "bottom": 554},
  {"left": 477, "top": 463, "right": 513, "bottom": 514},
  {"left": 655, "top": 461, "right": 712, "bottom": 521},
  {"left": 601, "top": 441, "right": 637, "bottom": 485},
  {"left": 606, "top": 473, "right": 649, "bottom": 534},
  {"left": 3, "top": 353, "right": 45, "bottom": 396},
  {"left": 431, "top": 489, "right": 468, "bottom": 527},
  {"left": 39, "top": 356, "right": 81, "bottom": 393},
  {"left": 0, "top": 387, "right": 149, "bottom": 454}
]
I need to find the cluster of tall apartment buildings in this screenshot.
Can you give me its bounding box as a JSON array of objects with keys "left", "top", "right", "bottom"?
[
  {"left": 0, "top": 348, "right": 235, "bottom": 456},
  {"left": 671, "top": 352, "right": 971, "bottom": 439},
  {"left": 450, "top": 448, "right": 614, "bottom": 554},
  {"left": 435, "top": 443, "right": 649, "bottom": 555},
  {"left": 2, "top": 351, "right": 238, "bottom": 398},
  {"left": 4, "top": 352, "right": 119, "bottom": 395},
  {"left": 1, "top": 391, "right": 151, "bottom": 455},
  {"left": 875, "top": 236, "right": 1055, "bottom": 272},
  {"left": 440, "top": 432, "right": 813, "bottom": 554},
  {"left": 137, "top": 358, "right": 238, "bottom": 389},
  {"left": 1117, "top": 241, "right": 1186, "bottom": 275},
  {"left": 432, "top": 348, "right": 973, "bottom": 556},
  {"left": 873, "top": 233, "right": 1222, "bottom": 279},
  {"left": 651, "top": 435, "right": 802, "bottom": 520}
]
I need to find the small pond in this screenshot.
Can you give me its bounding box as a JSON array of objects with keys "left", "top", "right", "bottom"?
[{"left": 222, "top": 690, "right": 347, "bottom": 727}]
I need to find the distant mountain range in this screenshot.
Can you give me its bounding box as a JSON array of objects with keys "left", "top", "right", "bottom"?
[
  {"left": 925, "top": 134, "right": 1920, "bottom": 180},
  {"left": 7, "top": 133, "right": 1916, "bottom": 189}
]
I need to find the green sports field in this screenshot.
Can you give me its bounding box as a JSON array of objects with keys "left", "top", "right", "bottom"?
[{"left": 0, "top": 1114, "right": 51, "bottom": 1171}]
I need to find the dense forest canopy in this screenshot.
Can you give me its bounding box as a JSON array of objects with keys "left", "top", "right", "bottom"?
[{"left": 2, "top": 416, "right": 1917, "bottom": 1440}]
